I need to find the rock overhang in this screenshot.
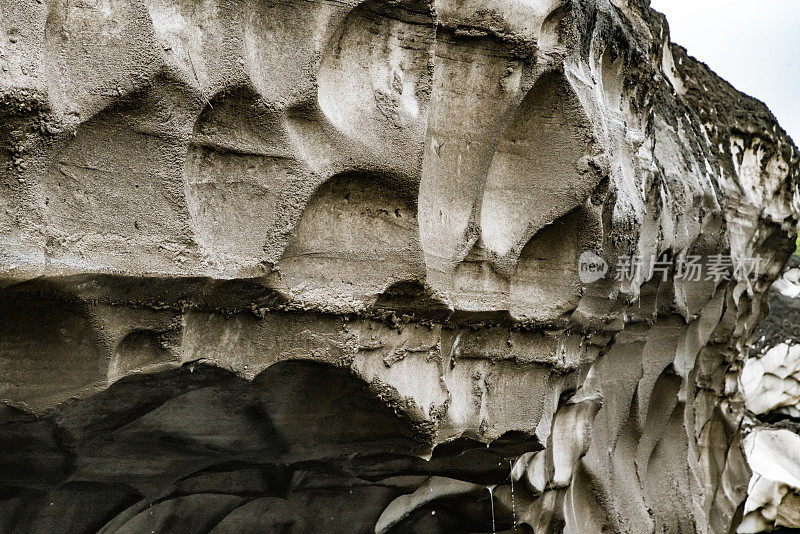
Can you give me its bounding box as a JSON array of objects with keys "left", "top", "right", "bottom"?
[{"left": 1, "top": 0, "right": 800, "bottom": 532}]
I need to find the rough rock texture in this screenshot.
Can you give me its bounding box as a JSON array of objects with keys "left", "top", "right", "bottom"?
[
  {"left": 738, "top": 257, "right": 800, "bottom": 532},
  {"left": 1, "top": 0, "right": 799, "bottom": 533}
]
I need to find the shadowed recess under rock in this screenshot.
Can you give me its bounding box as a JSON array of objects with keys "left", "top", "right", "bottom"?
[{"left": 1, "top": 361, "right": 543, "bottom": 534}]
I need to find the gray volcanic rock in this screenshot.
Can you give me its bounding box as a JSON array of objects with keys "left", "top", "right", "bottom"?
[
  {"left": 738, "top": 257, "right": 800, "bottom": 532},
  {"left": 1, "top": 0, "right": 799, "bottom": 533}
]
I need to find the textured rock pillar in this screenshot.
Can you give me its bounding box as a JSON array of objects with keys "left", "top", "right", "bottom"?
[{"left": 1, "top": 0, "right": 799, "bottom": 532}]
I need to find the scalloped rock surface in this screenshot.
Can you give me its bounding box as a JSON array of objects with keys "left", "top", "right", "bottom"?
[{"left": 1, "top": 0, "right": 799, "bottom": 533}]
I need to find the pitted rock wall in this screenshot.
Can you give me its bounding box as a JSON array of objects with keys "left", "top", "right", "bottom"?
[{"left": 1, "top": 0, "right": 799, "bottom": 532}]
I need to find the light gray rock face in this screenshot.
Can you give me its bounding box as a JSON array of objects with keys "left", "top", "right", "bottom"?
[
  {"left": 1, "top": 0, "right": 799, "bottom": 532},
  {"left": 738, "top": 257, "right": 800, "bottom": 532}
]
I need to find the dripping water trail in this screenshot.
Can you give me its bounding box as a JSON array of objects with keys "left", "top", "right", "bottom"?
[
  {"left": 487, "top": 485, "right": 496, "bottom": 534},
  {"left": 510, "top": 460, "right": 517, "bottom": 532}
]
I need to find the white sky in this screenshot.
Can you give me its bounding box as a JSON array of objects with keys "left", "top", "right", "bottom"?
[{"left": 650, "top": 0, "right": 800, "bottom": 145}]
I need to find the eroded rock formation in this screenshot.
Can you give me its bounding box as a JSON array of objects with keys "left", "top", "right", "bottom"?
[
  {"left": 1, "top": 0, "right": 799, "bottom": 532},
  {"left": 736, "top": 257, "right": 800, "bottom": 532}
]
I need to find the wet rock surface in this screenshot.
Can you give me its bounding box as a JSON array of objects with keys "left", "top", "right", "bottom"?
[{"left": 1, "top": 0, "right": 800, "bottom": 532}]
